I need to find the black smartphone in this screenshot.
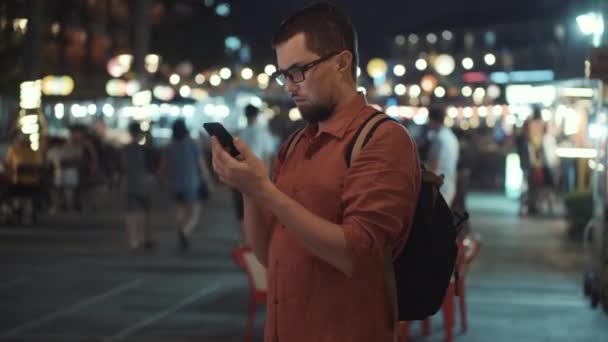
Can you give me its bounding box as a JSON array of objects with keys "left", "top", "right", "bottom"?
[{"left": 203, "top": 122, "right": 240, "bottom": 157}]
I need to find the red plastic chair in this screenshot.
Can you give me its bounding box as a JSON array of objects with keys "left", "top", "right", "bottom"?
[
  {"left": 232, "top": 246, "right": 268, "bottom": 342},
  {"left": 400, "top": 236, "right": 481, "bottom": 342}
]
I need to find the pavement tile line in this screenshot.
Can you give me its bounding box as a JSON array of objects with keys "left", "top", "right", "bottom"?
[
  {"left": 0, "top": 332, "right": 108, "bottom": 341},
  {"left": 466, "top": 294, "right": 586, "bottom": 308},
  {"left": 0, "top": 278, "right": 143, "bottom": 338},
  {"left": 104, "top": 282, "right": 226, "bottom": 342},
  {"left": 0, "top": 276, "right": 30, "bottom": 291}
]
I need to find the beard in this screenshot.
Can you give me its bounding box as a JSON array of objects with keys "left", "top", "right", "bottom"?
[{"left": 298, "top": 102, "right": 333, "bottom": 123}]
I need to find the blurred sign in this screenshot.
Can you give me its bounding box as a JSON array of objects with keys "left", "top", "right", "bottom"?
[
  {"left": 463, "top": 72, "right": 488, "bottom": 83},
  {"left": 153, "top": 85, "right": 175, "bottom": 101},
  {"left": 588, "top": 47, "right": 608, "bottom": 80},
  {"left": 490, "top": 70, "right": 554, "bottom": 84},
  {"left": 20, "top": 80, "right": 41, "bottom": 109},
  {"left": 41, "top": 75, "right": 74, "bottom": 96},
  {"left": 132, "top": 90, "right": 152, "bottom": 106},
  {"left": 506, "top": 84, "right": 556, "bottom": 106},
  {"left": 106, "top": 79, "right": 127, "bottom": 97}
]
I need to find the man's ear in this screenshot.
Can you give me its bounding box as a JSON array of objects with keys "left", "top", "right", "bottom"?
[{"left": 337, "top": 50, "right": 353, "bottom": 74}]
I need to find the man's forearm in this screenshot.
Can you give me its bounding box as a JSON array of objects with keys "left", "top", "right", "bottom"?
[
  {"left": 256, "top": 182, "right": 353, "bottom": 277},
  {"left": 242, "top": 194, "right": 274, "bottom": 266}
]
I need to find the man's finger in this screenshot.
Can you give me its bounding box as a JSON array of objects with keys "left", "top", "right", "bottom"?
[
  {"left": 212, "top": 137, "right": 240, "bottom": 166},
  {"left": 211, "top": 137, "right": 226, "bottom": 156},
  {"left": 212, "top": 151, "right": 228, "bottom": 176},
  {"left": 233, "top": 138, "right": 253, "bottom": 160}
]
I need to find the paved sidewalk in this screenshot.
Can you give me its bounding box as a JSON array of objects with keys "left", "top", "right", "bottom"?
[{"left": 0, "top": 188, "right": 606, "bottom": 341}]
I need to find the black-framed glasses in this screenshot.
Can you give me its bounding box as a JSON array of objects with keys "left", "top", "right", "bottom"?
[{"left": 271, "top": 51, "right": 341, "bottom": 86}]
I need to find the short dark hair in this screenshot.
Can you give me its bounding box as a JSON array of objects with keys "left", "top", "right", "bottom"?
[
  {"left": 245, "top": 104, "right": 259, "bottom": 119},
  {"left": 272, "top": 2, "right": 358, "bottom": 81},
  {"left": 532, "top": 106, "right": 542, "bottom": 120},
  {"left": 172, "top": 119, "right": 189, "bottom": 141},
  {"left": 128, "top": 121, "right": 141, "bottom": 138},
  {"left": 428, "top": 106, "right": 446, "bottom": 123}
]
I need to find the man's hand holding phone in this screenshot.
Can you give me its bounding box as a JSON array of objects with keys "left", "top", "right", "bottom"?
[{"left": 207, "top": 123, "right": 271, "bottom": 197}]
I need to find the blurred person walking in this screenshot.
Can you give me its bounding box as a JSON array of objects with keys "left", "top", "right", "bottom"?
[
  {"left": 526, "top": 108, "right": 546, "bottom": 215},
  {"left": 46, "top": 136, "right": 80, "bottom": 212},
  {"left": 121, "top": 122, "right": 156, "bottom": 252},
  {"left": 5, "top": 132, "right": 44, "bottom": 223},
  {"left": 161, "top": 119, "right": 212, "bottom": 252},
  {"left": 425, "top": 106, "right": 460, "bottom": 207},
  {"left": 69, "top": 125, "right": 101, "bottom": 213},
  {"left": 515, "top": 119, "right": 531, "bottom": 215},
  {"left": 540, "top": 121, "right": 559, "bottom": 214},
  {"left": 46, "top": 137, "right": 66, "bottom": 214},
  {"left": 232, "top": 104, "right": 275, "bottom": 243}
]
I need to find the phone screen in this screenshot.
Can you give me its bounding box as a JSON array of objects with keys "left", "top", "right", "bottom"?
[{"left": 203, "top": 122, "right": 240, "bottom": 157}]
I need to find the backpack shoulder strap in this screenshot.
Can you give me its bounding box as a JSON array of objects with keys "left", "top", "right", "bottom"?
[
  {"left": 345, "top": 111, "right": 402, "bottom": 333},
  {"left": 421, "top": 166, "right": 445, "bottom": 187},
  {"left": 280, "top": 127, "right": 305, "bottom": 162},
  {"left": 345, "top": 111, "right": 396, "bottom": 167}
]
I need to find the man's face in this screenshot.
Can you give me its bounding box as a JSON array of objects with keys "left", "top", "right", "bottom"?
[{"left": 275, "top": 33, "right": 337, "bottom": 123}]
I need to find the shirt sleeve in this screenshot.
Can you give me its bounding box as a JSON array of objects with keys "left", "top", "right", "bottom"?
[
  {"left": 341, "top": 121, "right": 421, "bottom": 277},
  {"left": 270, "top": 138, "right": 288, "bottom": 183}
]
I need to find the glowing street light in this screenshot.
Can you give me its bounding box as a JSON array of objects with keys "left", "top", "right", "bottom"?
[
  {"left": 169, "top": 74, "right": 180, "bottom": 85},
  {"left": 577, "top": 12, "right": 604, "bottom": 47},
  {"left": 210, "top": 74, "right": 222, "bottom": 87},
  {"left": 394, "top": 84, "right": 406, "bottom": 96},
  {"left": 434, "top": 86, "right": 446, "bottom": 98},
  {"left": 241, "top": 68, "right": 254, "bottom": 80},
  {"left": 393, "top": 64, "right": 406, "bottom": 77},
  {"left": 462, "top": 57, "right": 474, "bottom": 70},
  {"left": 415, "top": 58, "right": 428, "bottom": 71},
  {"left": 484, "top": 53, "right": 496, "bottom": 66},
  {"left": 367, "top": 58, "right": 388, "bottom": 78},
  {"left": 434, "top": 54, "right": 455, "bottom": 76},
  {"left": 220, "top": 67, "right": 232, "bottom": 79},
  {"left": 264, "top": 64, "right": 277, "bottom": 75}
]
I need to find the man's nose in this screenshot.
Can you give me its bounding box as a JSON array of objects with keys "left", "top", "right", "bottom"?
[{"left": 284, "top": 77, "right": 299, "bottom": 93}]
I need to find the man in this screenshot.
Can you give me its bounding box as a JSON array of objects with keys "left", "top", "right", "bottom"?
[
  {"left": 211, "top": 3, "right": 420, "bottom": 341},
  {"left": 425, "top": 106, "right": 459, "bottom": 207}
]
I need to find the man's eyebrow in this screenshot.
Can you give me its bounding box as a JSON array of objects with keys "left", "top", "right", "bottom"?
[{"left": 279, "top": 60, "right": 306, "bottom": 72}]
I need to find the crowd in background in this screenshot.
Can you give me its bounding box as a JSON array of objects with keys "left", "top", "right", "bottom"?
[{"left": 0, "top": 103, "right": 561, "bottom": 251}]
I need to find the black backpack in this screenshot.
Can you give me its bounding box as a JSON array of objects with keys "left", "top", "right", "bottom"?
[{"left": 282, "top": 111, "right": 469, "bottom": 321}]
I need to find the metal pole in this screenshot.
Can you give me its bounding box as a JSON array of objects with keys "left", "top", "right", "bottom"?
[
  {"left": 23, "top": 0, "right": 44, "bottom": 81},
  {"left": 132, "top": 0, "right": 150, "bottom": 86}
]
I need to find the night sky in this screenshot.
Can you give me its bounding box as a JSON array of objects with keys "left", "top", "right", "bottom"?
[{"left": 231, "top": 0, "right": 575, "bottom": 54}]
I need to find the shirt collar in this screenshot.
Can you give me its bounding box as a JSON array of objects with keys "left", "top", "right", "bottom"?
[{"left": 302, "top": 92, "right": 368, "bottom": 140}]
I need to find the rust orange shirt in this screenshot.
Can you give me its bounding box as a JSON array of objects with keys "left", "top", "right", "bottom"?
[{"left": 265, "top": 94, "right": 421, "bottom": 342}]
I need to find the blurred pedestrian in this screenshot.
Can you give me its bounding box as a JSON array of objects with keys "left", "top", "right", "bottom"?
[
  {"left": 160, "top": 119, "right": 212, "bottom": 252},
  {"left": 540, "top": 121, "right": 559, "bottom": 214},
  {"left": 121, "top": 122, "right": 156, "bottom": 252},
  {"left": 46, "top": 136, "right": 65, "bottom": 214},
  {"left": 526, "top": 107, "right": 545, "bottom": 215},
  {"left": 5, "top": 132, "right": 44, "bottom": 223},
  {"left": 425, "top": 106, "right": 460, "bottom": 207},
  {"left": 232, "top": 104, "right": 275, "bottom": 243},
  {"left": 69, "top": 125, "right": 100, "bottom": 213},
  {"left": 515, "top": 120, "right": 531, "bottom": 215}
]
